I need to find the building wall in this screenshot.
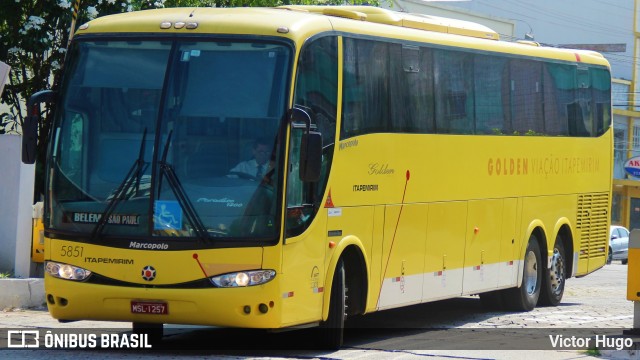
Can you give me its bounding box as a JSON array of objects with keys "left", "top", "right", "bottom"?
[{"left": 0, "top": 135, "right": 35, "bottom": 277}]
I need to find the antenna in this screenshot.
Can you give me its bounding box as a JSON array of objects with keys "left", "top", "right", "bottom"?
[{"left": 513, "top": 18, "right": 535, "bottom": 41}]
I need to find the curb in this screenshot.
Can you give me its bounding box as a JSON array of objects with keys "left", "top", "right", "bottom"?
[{"left": 0, "top": 278, "right": 45, "bottom": 309}]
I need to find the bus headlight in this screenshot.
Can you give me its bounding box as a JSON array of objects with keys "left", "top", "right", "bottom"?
[
  {"left": 45, "top": 261, "right": 92, "bottom": 281},
  {"left": 210, "top": 270, "right": 275, "bottom": 287}
]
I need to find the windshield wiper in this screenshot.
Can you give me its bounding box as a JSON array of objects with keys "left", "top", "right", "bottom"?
[
  {"left": 158, "top": 131, "right": 209, "bottom": 241},
  {"left": 91, "top": 128, "right": 148, "bottom": 241}
]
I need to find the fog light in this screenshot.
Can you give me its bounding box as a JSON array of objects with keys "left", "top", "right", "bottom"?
[{"left": 258, "top": 303, "right": 268, "bottom": 314}]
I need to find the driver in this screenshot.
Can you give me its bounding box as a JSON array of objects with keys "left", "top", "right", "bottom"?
[{"left": 229, "top": 137, "right": 272, "bottom": 179}]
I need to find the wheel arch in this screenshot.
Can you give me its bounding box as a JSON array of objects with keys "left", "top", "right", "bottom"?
[
  {"left": 517, "top": 221, "right": 548, "bottom": 286},
  {"left": 553, "top": 220, "right": 575, "bottom": 278},
  {"left": 521, "top": 221, "right": 548, "bottom": 258},
  {"left": 322, "top": 236, "right": 369, "bottom": 321}
]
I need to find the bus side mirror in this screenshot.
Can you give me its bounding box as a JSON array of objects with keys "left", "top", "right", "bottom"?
[
  {"left": 22, "top": 90, "right": 55, "bottom": 164},
  {"left": 300, "top": 131, "right": 322, "bottom": 182}
]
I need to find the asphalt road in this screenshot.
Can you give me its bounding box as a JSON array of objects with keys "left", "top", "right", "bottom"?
[{"left": 0, "top": 262, "right": 637, "bottom": 359}]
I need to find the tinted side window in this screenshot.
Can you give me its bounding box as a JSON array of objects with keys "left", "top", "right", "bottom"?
[
  {"left": 339, "top": 37, "right": 609, "bottom": 139},
  {"left": 591, "top": 67, "right": 612, "bottom": 137},
  {"left": 474, "top": 55, "right": 508, "bottom": 134},
  {"left": 434, "top": 49, "right": 474, "bottom": 134},
  {"left": 342, "top": 38, "right": 390, "bottom": 139},
  {"left": 510, "top": 59, "right": 543, "bottom": 135},
  {"left": 389, "top": 45, "right": 435, "bottom": 133}
]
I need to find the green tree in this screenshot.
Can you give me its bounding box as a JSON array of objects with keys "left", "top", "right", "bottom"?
[{"left": 1, "top": 0, "right": 158, "bottom": 199}]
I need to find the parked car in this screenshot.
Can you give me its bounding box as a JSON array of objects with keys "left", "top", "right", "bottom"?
[{"left": 609, "top": 225, "right": 629, "bottom": 265}]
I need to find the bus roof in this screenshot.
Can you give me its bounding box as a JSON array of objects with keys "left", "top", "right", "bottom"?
[{"left": 76, "top": 6, "right": 610, "bottom": 68}]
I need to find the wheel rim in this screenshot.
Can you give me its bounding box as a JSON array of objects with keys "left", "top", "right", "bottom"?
[
  {"left": 524, "top": 250, "right": 538, "bottom": 295},
  {"left": 549, "top": 248, "right": 565, "bottom": 295}
]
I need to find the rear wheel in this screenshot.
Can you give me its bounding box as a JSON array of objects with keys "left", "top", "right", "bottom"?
[
  {"left": 539, "top": 238, "right": 566, "bottom": 306},
  {"left": 319, "top": 259, "right": 346, "bottom": 349},
  {"left": 607, "top": 247, "right": 612, "bottom": 265},
  {"left": 504, "top": 235, "right": 542, "bottom": 311}
]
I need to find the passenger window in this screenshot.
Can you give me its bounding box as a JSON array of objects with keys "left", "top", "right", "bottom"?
[
  {"left": 341, "top": 38, "right": 390, "bottom": 138},
  {"left": 434, "top": 49, "right": 474, "bottom": 134}
]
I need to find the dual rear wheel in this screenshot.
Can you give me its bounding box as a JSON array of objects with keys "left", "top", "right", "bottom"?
[{"left": 480, "top": 234, "right": 566, "bottom": 311}]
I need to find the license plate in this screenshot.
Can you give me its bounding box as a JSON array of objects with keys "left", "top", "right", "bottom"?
[{"left": 131, "top": 301, "right": 168, "bottom": 315}]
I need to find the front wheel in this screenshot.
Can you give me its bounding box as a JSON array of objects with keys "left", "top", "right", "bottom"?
[
  {"left": 504, "top": 235, "right": 542, "bottom": 311},
  {"left": 539, "top": 238, "right": 566, "bottom": 306},
  {"left": 318, "top": 259, "right": 346, "bottom": 349}
]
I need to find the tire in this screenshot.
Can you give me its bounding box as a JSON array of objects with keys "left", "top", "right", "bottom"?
[
  {"left": 622, "top": 258, "right": 628, "bottom": 265},
  {"left": 504, "top": 235, "right": 542, "bottom": 311},
  {"left": 539, "top": 238, "right": 566, "bottom": 306},
  {"left": 132, "top": 322, "right": 163, "bottom": 345},
  {"left": 319, "top": 259, "right": 346, "bottom": 349},
  {"left": 607, "top": 247, "right": 612, "bottom": 265}
]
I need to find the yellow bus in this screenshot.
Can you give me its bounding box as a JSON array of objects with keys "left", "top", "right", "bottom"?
[{"left": 22, "top": 5, "right": 612, "bottom": 349}]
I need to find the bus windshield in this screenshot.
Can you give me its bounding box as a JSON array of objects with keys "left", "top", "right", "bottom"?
[{"left": 48, "top": 38, "right": 291, "bottom": 241}]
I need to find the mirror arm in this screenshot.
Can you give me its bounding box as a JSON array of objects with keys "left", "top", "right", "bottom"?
[
  {"left": 27, "top": 90, "right": 56, "bottom": 114},
  {"left": 289, "top": 105, "right": 313, "bottom": 133}
]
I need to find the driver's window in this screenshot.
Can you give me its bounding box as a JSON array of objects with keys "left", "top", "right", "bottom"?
[
  {"left": 287, "top": 35, "right": 338, "bottom": 237},
  {"left": 286, "top": 127, "right": 303, "bottom": 207},
  {"left": 58, "top": 110, "right": 86, "bottom": 187},
  {"left": 285, "top": 125, "right": 311, "bottom": 236},
  {"left": 294, "top": 36, "right": 337, "bottom": 148}
]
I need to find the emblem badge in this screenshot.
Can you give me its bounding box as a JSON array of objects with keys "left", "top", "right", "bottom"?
[{"left": 142, "top": 265, "right": 156, "bottom": 281}]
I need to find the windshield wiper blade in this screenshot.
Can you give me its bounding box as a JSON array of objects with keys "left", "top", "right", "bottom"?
[
  {"left": 91, "top": 128, "right": 148, "bottom": 241},
  {"left": 158, "top": 131, "right": 209, "bottom": 241}
]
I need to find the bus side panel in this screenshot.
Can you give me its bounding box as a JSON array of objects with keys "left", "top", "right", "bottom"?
[
  {"left": 497, "top": 198, "right": 519, "bottom": 288},
  {"left": 377, "top": 204, "right": 427, "bottom": 310},
  {"left": 462, "top": 199, "right": 503, "bottom": 295},
  {"left": 366, "top": 205, "right": 385, "bottom": 312},
  {"left": 422, "top": 201, "right": 467, "bottom": 302}
]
